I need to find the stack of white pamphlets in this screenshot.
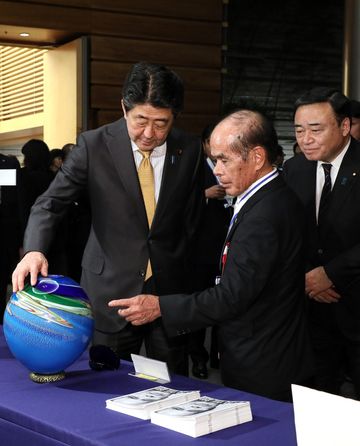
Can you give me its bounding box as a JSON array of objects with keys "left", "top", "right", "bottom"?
[
  {"left": 151, "top": 396, "right": 252, "bottom": 437},
  {"left": 106, "top": 386, "right": 200, "bottom": 420}
]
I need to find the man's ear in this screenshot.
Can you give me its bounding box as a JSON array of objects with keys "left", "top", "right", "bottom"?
[
  {"left": 252, "top": 146, "right": 266, "bottom": 170},
  {"left": 121, "top": 99, "right": 127, "bottom": 118},
  {"left": 341, "top": 116, "right": 351, "bottom": 136}
]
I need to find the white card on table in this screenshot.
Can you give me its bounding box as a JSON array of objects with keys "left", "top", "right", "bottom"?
[{"left": 129, "top": 354, "right": 171, "bottom": 384}]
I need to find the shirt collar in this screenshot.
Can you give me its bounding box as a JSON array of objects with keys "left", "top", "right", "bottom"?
[
  {"left": 131, "top": 140, "right": 167, "bottom": 157},
  {"left": 317, "top": 138, "right": 351, "bottom": 172},
  {"left": 236, "top": 167, "right": 278, "bottom": 203},
  {"left": 233, "top": 167, "right": 279, "bottom": 213}
]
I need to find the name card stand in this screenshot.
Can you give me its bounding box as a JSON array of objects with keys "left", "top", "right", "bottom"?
[{"left": 129, "top": 354, "right": 171, "bottom": 384}]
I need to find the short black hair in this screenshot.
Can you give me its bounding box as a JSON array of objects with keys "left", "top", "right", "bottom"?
[
  {"left": 122, "top": 62, "right": 184, "bottom": 117},
  {"left": 21, "top": 139, "right": 50, "bottom": 171},
  {"left": 49, "top": 149, "right": 64, "bottom": 161},
  {"left": 294, "top": 87, "right": 351, "bottom": 125}
]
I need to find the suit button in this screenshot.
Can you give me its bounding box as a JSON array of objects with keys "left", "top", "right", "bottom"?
[
  {"left": 139, "top": 270, "right": 145, "bottom": 277},
  {"left": 318, "top": 248, "right": 323, "bottom": 255},
  {"left": 148, "top": 239, "right": 153, "bottom": 245}
]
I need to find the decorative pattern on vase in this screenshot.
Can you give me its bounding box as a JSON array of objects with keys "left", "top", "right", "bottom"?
[{"left": 3, "top": 275, "right": 94, "bottom": 378}]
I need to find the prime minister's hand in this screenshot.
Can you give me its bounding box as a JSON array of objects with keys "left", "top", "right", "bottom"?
[
  {"left": 12, "top": 251, "right": 48, "bottom": 292},
  {"left": 108, "top": 294, "right": 161, "bottom": 325}
]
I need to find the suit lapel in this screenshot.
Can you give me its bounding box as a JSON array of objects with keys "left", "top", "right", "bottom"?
[
  {"left": 323, "top": 142, "right": 360, "bottom": 229},
  {"left": 104, "top": 118, "right": 148, "bottom": 229},
  {"left": 219, "top": 176, "right": 283, "bottom": 273},
  {"left": 226, "top": 175, "right": 283, "bottom": 242},
  {"left": 331, "top": 143, "right": 360, "bottom": 208},
  {"left": 153, "top": 130, "right": 183, "bottom": 225}
]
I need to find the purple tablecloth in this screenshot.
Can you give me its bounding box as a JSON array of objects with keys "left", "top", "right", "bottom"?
[{"left": 0, "top": 328, "right": 297, "bottom": 445}]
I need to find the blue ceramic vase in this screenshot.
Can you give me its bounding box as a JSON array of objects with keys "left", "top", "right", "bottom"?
[{"left": 3, "top": 275, "right": 94, "bottom": 382}]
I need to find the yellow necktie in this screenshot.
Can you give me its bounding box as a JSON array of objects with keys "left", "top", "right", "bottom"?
[{"left": 138, "top": 150, "right": 156, "bottom": 280}]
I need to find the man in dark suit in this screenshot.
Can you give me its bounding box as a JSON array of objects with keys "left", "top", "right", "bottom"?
[
  {"left": 12, "top": 62, "right": 204, "bottom": 375},
  {"left": 111, "top": 108, "right": 313, "bottom": 401},
  {"left": 283, "top": 87, "right": 360, "bottom": 400}
]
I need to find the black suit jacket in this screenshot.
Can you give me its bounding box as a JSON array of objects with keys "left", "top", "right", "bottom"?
[
  {"left": 159, "top": 176, "right": 313, "bottom": 399},
  {"left": 283, "top": 139, "right": 360, "bottom": 331},
  {"left": 24, "top": 118, "right": 204, "bottom": 332}
]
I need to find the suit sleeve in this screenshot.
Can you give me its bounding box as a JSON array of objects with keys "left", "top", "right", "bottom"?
[
  {"left": 23, "top": 135, "right": 88, "bottom": 254},
  {"left": 159, "top": 213, "right": 280, "bottom": 337},
  {"left": 324, "top": 245, "right": 360, "bottom": 293}
]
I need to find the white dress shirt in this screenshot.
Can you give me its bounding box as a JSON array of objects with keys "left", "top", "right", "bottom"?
[
  {"left": 131, "top": 141, "right": 167, "bottom": 202},
  {"left": 315, "top": 139, "right": 350, "bottom": 220}
]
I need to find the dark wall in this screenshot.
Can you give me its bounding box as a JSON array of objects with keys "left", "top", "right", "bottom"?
[{"left": 223, "top": 0, "right": 344, "bottom": 149}]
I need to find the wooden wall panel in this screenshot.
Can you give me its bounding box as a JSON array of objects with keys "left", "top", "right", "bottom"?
[
  {"left": 0, "top": 2, "right": 220, "bottom": 44},
  {"left": 1, "top": 0, "right": 223, "bottom": 135},
  {"left": 1, "top": 1, "right": 91, "bottom": 31},
  {"left": 11, "top": 0, "right": 222, "bottom": 21},
  {"left": 91, "top": 61, "right": 220, "bottom": 91},
  {"left": 91, "top": 36, "right": 220, "bottom": 68},
  {"left": 91, "top": 86, "right": 220, "bottom": 114},
  {"left": 91, "top": 12, "right": 220, "bottom": 45}
]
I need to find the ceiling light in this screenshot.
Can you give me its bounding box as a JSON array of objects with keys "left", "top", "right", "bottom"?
[{"left": 19, "top": 32, "right": 30, "bottom": 37}]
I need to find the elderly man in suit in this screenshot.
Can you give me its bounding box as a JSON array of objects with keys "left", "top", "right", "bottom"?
[
  {"left": 110, "top": 107, "right": 314, "bottom": 401},
  {"left": 283, "top": 87, "right": 360, "bottom": 400},
  {"left": 12, "top": 62, "right": 204, "bottom": 375}
]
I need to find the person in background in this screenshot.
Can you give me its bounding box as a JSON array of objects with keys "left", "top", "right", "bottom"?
[
  {"left": 12, "top": 62, "right": 204, "bottom": 376},
  {"left": 110, "top": 107, "right": 314, "bottom": 401},
  {"left": 16, "top": 139, "right": 67, "bottom": 276},
  {"left": 0, "top": 153, "right": 21, "bottom": 322},
  {"left": 49, "top": 149, "right": 65, "bottom": 175},
  {"left": 283, "top": 87, "right": 360, "bottom": 400},
  {"left": 349, "top": 99, "right": 360, "bottom": 141},
  {"left": 274, "top": 144, "right": 285, "bottom": 171},
  {"left": 187, "top": 122, "right": 233, "bottom": 378},
  {"left": 17, "top": 139, "right": 53, "bottom": 236}
]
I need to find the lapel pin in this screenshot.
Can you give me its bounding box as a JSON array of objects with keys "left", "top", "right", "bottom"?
[{"left": 352, "top": 172, "right": 357, "bottom": 176}]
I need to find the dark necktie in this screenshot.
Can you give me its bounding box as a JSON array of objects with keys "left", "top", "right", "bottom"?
[{"left": 318, "top": 163, "right": 332, "bottom": 225}]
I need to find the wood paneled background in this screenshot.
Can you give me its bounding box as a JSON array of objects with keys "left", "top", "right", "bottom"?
[{"left": 0, "top": 0, "right": 223, "bottom": 135}]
